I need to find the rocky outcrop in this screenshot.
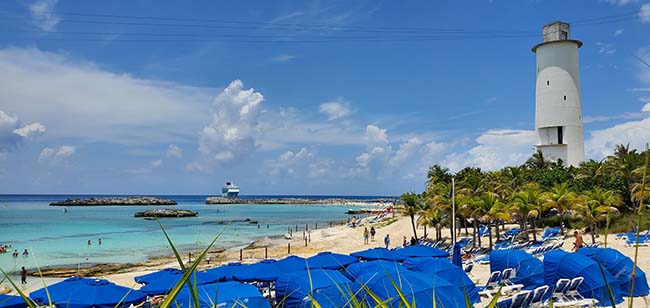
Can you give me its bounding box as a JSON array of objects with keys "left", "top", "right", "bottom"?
[
  {"left": 205, "top": 197, "right": 396, "bottom": 206},
  {"left": 134, "top": 209, "right": 197, "bottom": 218},
  {"left": 50, "top": 196, "right": 177, "bottom": 206}
]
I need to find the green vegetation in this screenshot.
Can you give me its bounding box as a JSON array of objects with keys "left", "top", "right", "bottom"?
[{"left": 401, "top": 144, "right": 650, "bottom": 249}]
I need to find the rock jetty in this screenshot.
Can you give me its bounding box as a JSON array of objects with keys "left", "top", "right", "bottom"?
[
  {"left": 205, "top": 197, "right": 395, "bottom": 206},
  {"left": 134, "top": 209, "right": 197, "bottom": 218},
  {"left": 50, "top": 196, "right": 177, "bottom": 206}
]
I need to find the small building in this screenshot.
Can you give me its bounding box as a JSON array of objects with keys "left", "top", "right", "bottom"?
[{"left": 532, "top": 21, "right": 585, "bottom": 166}]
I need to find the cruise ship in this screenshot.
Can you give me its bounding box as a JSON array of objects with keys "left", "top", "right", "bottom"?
[{"left": 221, "top": 182, "right": 240, "bottom": 198}]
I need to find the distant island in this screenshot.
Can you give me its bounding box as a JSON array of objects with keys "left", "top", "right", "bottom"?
[
  {"left": 134, "top": 208, "right": 197, "bottom": 218},
  {"left": 50, "top": 196, "right": 177, "bottom": 206},
  {"left": 205, "top": 196, "right": 395, "bottom": 206}
]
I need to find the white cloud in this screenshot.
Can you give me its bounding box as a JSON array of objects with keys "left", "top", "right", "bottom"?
[
  {"left": 614, "top": 28, "right": 624, "bottom": 37},
  {"left": 319, "top": 100, "right": 351, "bottom": 120},
  {"left": 266, "top": 147, "right": 334, "bottom": 179},
  {"left": 39, "top": 145, "right": 75, "bottom": 164},
  {"left": 29, "top": 0, "right": 61, "bottom": 31},
  {"left": 13, "top": 122, "right": 46, "bottom": 138},
  {"left": 0, "top": 48, "right": 212, "bottom": 147},
  {"left": 166, "top": 144, "right": 183, "bottom": 159},
  {"left": 596, "top": 42, "right": 616, "bottom": 55},
  {"left": 640, "top": 4, "right": 650, "bottom": 23},
  {"left": 587, "top": 117, "right": 650, "bottom": 158},
  {"left": 643, "top": 103, "right": 650, "bottom": 112},
  {"left": 270, "top": 54, "right": 296, "bottom": 63},
  {"left": 151, "top": 159, "right": 163, "bottom": 168},
  {"left": 389, "top": 137, "right": 423, "bottom": 167},
  {"left": 0, "top": 110, "right": 44, "bottom": 155},
  {"left": 194, "top": 80, "right": 263, "bottom": 170},
  {"left": 363, "top": 125, "right": 389, "bottom": 146},
  {"left": 443, "top": 129, "right": 535, "bottom": 171}
]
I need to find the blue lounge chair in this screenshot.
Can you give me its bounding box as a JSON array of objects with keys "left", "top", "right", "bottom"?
[
  {"left": 509, "top": 290, "right": 531, "bottom": 308},
  {"left": 478, "top": 270, "right": 502, "bottom": 297},
  {"left": 546, "top": 278, "right": 571, "bottom": 304},
  {"left": 528, "top": 285, "right": 549, "bottom": 308},
  {"left": 464, "top": 263, "right": 474, "bottom": 276}
]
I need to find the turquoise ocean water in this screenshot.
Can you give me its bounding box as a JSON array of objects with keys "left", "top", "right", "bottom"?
[{"left": 0, "top": 195, "right": 383, "bottom": 272}]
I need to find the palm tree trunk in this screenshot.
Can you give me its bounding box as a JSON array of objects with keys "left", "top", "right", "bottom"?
[
  {"left": 591, "top": 223, "right": 597, "bottom": 244},
  {"left": 559, "top": 210, "right": 565, "bottom": 235},
  {"left": 472, "top": 219, "right": 478, "bottom": 248},
  {"left": 464, "top": 219, "right": 469, "bottom": 236},
  {"left": 423, "top": 224, "right": 427, "bottom": 239},
  {"left": 488, "top": 221, "right": 493, "bottom": 251},
  {"left": 532, "top": 218, "right": 538, "bottom": 242},
  {"left": 495, "top": 222, "right": 501, "bottom": 241},
  {"left": 410, "top": 215, "right": 418, "bottom": 239}
]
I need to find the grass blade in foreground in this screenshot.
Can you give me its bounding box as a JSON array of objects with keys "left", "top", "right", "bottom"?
[
  {"left": 0, "top": 268, "right": 37, "bottom": 308},
  {"left": 629, "top": 144, "right": 649, "bottom": 308}
]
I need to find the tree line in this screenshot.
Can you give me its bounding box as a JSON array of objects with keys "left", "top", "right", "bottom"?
[{"left": 400, "top": 144, "right": 650, "bottom": 250}]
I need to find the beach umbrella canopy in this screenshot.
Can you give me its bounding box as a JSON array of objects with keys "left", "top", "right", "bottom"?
[
  {"left": 134, "top": 267, "right": 181, "bottom": 284},
  {"left": 452, "top": 243, "right": 462, "bottom": 267},
  {"left": 0, "top": 294, "right": 27, "bottom": 308},
  {"left": 31, "top": 278, "right": 146, "bottom": 308},
  {"left": 348, "top": 261, "right": 468, "bottom": 308},
  {"left": 394, "top": 244, "right": 449, "bottom": 259},
  {"left": 275, "top": 255, "right": 307, "bottom": 272},
  {"left": 173, "top": 281, "right": 270, "bottom": 308},
  {"left": 490, "top": 249, "right": 544, "bottom": 290},
  {"left": 30, "top": 276, "right": 94, "bottom": 304},
  {"left": 203, "top": 262, "right": 245, "bottom": 282},
  {"left": 276, "top": 269, "right": 358, "bottom": 308},
  {"left": 578, "top": 247, "right": 649, "bottom": 297},
  {"left": 544, "top": 250, "right": 623, "bottom": 306},
  {"left": 403, "top": 258, "right": 480, "bottom": 303},
  {"left": 305, "top": 251, "right": 357, "bottom": 270},
  {"left": 232, "top": 259, "right": 283, "bottom": 282},
  {"left": 350, "top": 247, "right": 405, "bottom": 262},
  {"left": 139, "top": 270, "right": 214, "bottom": 295}
]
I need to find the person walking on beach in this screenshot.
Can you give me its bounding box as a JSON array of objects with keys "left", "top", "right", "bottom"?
[
  {"left": 20, "top": 267, "right": 27, "bottom": 284},
  {"left": 573, "top": 231, "right": 584, "bottom": 252},
  {"left": 363, "top": 228, "right": 370, "bottom": 244},
  {"left": 370, "top": 227, "right": 376, "bottom": 241},
  {"left": 384, "top": 234, "right": 390, "bottom": 249}
]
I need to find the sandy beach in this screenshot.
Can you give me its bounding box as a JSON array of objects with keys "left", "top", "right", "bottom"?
[{"left": 5, "top": 212, "right": 650, "bottom": 307}]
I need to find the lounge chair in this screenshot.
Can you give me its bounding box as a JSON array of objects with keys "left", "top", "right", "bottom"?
[
  {"left": 528, "top": 285, "right": 549, "bottom": 308},
  {"left": 625, "top": 236, "right": 650, "bottom": 247},
  {"left": 545, "top": 278, "right": 571, "bottom": 305},
  {"left": 478, "top": 271, "right": 502, "bottom": 297},
  {"left": 495, "top": 290, "right": 531, "bottom": 308},
  {"left": 501, "top": 268, "right": 525, "bottom": 291},
  {"left": 464, "top": 263, "right": 473, "bottom": 276},
  {"left": 564, "top": 277, "right": 584, "bottom": 302}
]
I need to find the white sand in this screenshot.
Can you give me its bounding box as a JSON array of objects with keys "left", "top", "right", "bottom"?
[{"left": 5, "top": 214, "right": 650, "bottom": 307}]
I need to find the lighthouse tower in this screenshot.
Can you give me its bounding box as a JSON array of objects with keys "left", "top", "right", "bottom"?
[{"left": 532, "top": 21, "right": 584, "bottom": 166}]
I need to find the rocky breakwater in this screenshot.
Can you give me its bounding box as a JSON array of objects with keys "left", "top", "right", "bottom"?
[
  {"left": 50, "top": 196, "right": 178, "bottom": 206},
  {"left": 205, "top": 196, "right": 396, "bottom": 206},
  {"left": 134, "top": 208, "right": 197, "bottom": 218}
]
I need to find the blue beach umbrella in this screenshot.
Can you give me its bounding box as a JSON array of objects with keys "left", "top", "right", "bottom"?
[
  {"left": 32, "top": 278, "right": 146, "bottom": 308},
  {"left": 490, "top": 249, "right": 544, "bottom": 290},
  {"left": 232, "top": 259, "right": 282, "bottom": 282},
  {"left": 134, "top": 267, "right": 181, "bottom": 284},
  {"left": 173, "top": 281, "right": 270, "bottom": 308},
  {"left": 139, "top": 270, "right": 214, "bottom": 295},
  {"left": 350, "top": 247, "right": 406, "bottom": 262},
  {"left": 452, "top": 243, "right": 462, "bottom": 267},
  {"left": 203, "top": 262, "right": 245, "bottom": 281},
  {"left": 275, "top": 255, "right": 307, "bottom": 272},
  {"left": 276, "top": 269, "right": 358, "bottom": 308},
  {"left": 348, "top": 261, "right": 469, "bottom": 308},
  {"left": 30, "top": 276, "right": 94, "bottom": 304},
  {"left": 305, "top": 251, "right": 357, "bottom": 270},
  {"left": 0, "top": 294, "right": 28, "bottom": 308},
  {"left": 579, "top": 247, "right": 650, "bottom": 297},
  {"left": 394, "top": 244, "right": 449, "bottom": 259},
  {"left": 544, "top": 250, "right": 623, "bottom": 306},
  {"left": 403, "top": 258, "right": 480, "bottom": 303}
]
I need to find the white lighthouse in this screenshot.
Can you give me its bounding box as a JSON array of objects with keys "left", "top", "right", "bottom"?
[{"left": 533, "top": 21, "right": 584, "bottom": 167}]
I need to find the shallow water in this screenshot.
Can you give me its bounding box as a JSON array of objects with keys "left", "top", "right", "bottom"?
[{"left": 0, "top": 194, "right": 378, "bottom": 272}]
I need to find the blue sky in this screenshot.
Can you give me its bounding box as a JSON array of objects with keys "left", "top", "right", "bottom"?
[{"left": 1, "top": 0, "right": 650, "bottom": 195}]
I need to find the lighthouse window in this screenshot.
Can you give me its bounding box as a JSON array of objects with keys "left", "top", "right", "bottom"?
[
  {"left": 561, "top": 31, "right": 568, "bottom": 40},
  {"left": 564, "top": 95, "right": 567, "bottom": 101},
  {"left": 547, "top": 80, "right": 549, "bottom": 86},
  {"left": 557, "top": 126, "right": 564, "bottom": 144}
]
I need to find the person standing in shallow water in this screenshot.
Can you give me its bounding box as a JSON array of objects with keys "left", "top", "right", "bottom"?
[
  {"left": 20, "top": 267, "right": 27, "bottom": 284},
  {"left": 370, "top": 227, "right": 376, "bottom": 241},
  {"left": 384, "top": 234, "right": 390, "bottom": 249},
  {"left": 363, "top": 227, "right": 369, "bottom": 244}
]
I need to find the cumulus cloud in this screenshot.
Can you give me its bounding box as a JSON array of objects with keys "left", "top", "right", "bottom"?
[
  {"left": 0, "top": 110, "right": 45, "bottom": 156},
  {"left": 596, "top": 42, "right": 616, "bottom": 55},
  {"left": 443, "top": 129, "right": 535, "bottom": 171},
  {"left": 642, "top": 97, "right": 650, "bottom": 112},
  {"left": 0, "top": 48, "right": 212, "bottom": 146},
  {"left": 29, "top": 0, "right": 61, "bottom": 31},
  {"left": 13, "top": 122, "right": 46, "bottom": 138},
  {"left": 266, "top": 147, "right": 333, "bottom": 179},
  {"left": 319, "top": 100, "right": 351, "bottom": 120},
  {"left": 640, "top": 4, "right": 650, "bottom": 23},
  {"left": 363, "top": 125, "right": 389, "bottom": 146},
  {"left": 166, "top": 144, "right": 183, "bottom": 159},
  {"left": 194, "top": 80, "right": 263, "bottom": 169},
  {"left": 39, "top": 145, "right": 75, "bottom": 164},
  {"left": 587, "top": 117, "right": 650, "bottom": 158},
  {"left": 614, "top": 28, "right": 624, "bottom": 36},
  {"left": 151, "top": 159, "right": 163, "bottom": 168}
]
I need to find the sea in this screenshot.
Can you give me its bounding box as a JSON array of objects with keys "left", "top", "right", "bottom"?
[{"left": 0, "top": 194, "right": 393, "bottom": 273}]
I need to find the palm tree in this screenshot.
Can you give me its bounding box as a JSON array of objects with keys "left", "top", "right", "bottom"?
[
  {"left": 471, "top": 192, "right": 505, "bottom": 250},
  {"left": 524, "top": 150, "right": 550, "bottom": 170},
  {"left": 419, "top": 208, "right": 445, "bottom": 241},
  {"left": 577, "top": 188, "right": 621, "bottom": 243},
  {"left": 604, "top": 143, "right": 644, "bottom": 211},
  {"left": 510, "top": 186, "right": 544, "bottom": 241},
  {"left": 543, "top": 182, "right": 578, "bottom": 234},
  {"left": 401, "top": 192, "right": 426, "bottom": 239}
]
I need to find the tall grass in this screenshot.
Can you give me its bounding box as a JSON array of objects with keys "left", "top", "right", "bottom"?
[{"left": 628, "top": 145, "right": 649, "bottom": 308}]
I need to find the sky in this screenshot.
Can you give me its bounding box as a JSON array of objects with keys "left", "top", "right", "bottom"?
[{"left": 0, "top": 0, "right": 650, "bottom": 196}]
